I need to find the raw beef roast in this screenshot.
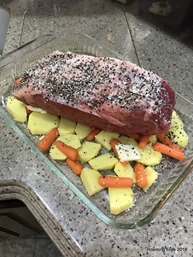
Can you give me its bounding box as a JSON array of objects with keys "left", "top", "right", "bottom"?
[{"left": 13, "top": 51, "right": 176, "bottom": 135}]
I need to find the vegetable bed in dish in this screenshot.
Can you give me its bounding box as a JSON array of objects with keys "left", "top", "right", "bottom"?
[
  {"left": 5, "top": 95, "right": 189, "bottom": 216},
  {"left": 1, "top": 33, "right": 193, "bottom": 229}
]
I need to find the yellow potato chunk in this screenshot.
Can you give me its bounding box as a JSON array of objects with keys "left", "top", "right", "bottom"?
[
  {"left": 95, "top": 131, "right": 119, "bottom": 150},
  {"left": 49, "top": 143, "right": 67, "bottom": 160},
  {"left": 58, "top": 117, "right": 76, "bottom": 135},
  {"left": 88, "top": 153, "right": 118, "bottom": 170},
  {"left": 148, "top": 135, "right": 157, "bottom": 144},
  {"left": 6, "top": 96, "right": 27, "bottom": 122},
  {"left": 170, "top": 110, "right": 184, "bottom": 129},
  {"left": 80, "top": 167, "right": 104, "bottom": 196},
  {"left": 28, "top": 112, "right": 59, "bottom": 135},
  {"left": 168, "top": 110, "right": 188, "bottom": 147},
  {"left": 168, "top": 127, "right": 189, "bottom": 148},
  {"left": 75, "top": 122, "right": 91, "bottom": 140},
  {"left": 118, "top": 136, "right": 138, "bottom": 146},
  {"left": 108, "top": 187, "right": 134, "bottom": 215},
  {"left": 114, "top": 161, "right": 136, "bottom": 183},
  {"left": 143, "top": 167, "right": 158, "bottom": 192},
  {"left": 137, "top": 145, "right": 162, "bottom": 166},
  {"left": 57, "top": 134, "right": 81, "bottom": 149},
  {"left": 78, "top": 141, "right": 101, "bottom": 162},
  {"left": 49, "top": 134, "right": 81, "bottom": 160}
]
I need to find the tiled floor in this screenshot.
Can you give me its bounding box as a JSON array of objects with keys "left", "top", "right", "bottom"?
[{"left": 0, "top": 237, "right": 63, "bottom": 257}]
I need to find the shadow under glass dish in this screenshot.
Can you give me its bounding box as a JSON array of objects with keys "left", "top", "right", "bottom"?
[{"left": 0, "top": 33, "right": 193, "bottom": 229}]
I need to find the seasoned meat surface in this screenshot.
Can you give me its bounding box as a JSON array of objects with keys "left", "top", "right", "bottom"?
[{"left": 13, "top": 51, "right": 176, "bottom": 135}]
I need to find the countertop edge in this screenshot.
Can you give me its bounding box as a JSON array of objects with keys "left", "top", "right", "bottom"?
[{"left": 0, "top": 183, "right": 85, "bottom": 257}]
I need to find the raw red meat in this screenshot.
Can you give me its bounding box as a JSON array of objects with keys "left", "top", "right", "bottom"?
[{"left": 13, "top": 51, "right": 176, "bottom": 135}]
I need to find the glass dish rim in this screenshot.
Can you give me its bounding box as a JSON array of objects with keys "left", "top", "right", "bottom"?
[{"left": 1, "top": 32, "right": 193, "bottom": 229}]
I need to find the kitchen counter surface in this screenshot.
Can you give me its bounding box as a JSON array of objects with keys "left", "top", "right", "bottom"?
[{"left": 1, "top": 1, "right": 193, "bottom": 256}]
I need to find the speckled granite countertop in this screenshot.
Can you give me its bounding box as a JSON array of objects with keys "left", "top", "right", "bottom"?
[{"left": 1, "top": 1, "right": 193, "bottom": 256}]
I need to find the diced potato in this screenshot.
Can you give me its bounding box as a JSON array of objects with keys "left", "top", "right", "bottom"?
[
  {"left": 78, "top": 141, "right": 101, "bottom": 162},
  {"left": 58, "top": 117, "right": 76, "bottom": 135},
  {"left": 28, "top": 112, "right": 59, "bottom": 135},
  {"left": 57, "top": 134, "right": 81, "bottom": 149},
  {"left": 108, "top": 187, "right": 134, "bottom": 215},
  {"left": 143, "top": 167, "right": 158, "bottom": 192},
  {"left": 6, "top": 96, "right": 27, "bottom": 122},
  {"left": 148, "top": 135, "right": 157, "bottom": 144},
  {"left": 167, "top": 110, "right": 188, "bottom": 148},
  {"left": 136, "top": 145, "right": 162, "bottom": 166},
  {"left": 168, "top": 127, "right": 189, "bottom": 148},
  {"left": 114, "top": 161, "right": 136, "bottom": 183},
  {"left": 118, "top": 136, "right": 138, "bottom": 146},
  {"left": 170, "top": 110, "right": 184, "bottom": 129},
  {"left": 75, "top": 122, "right": 91, "bottom": 140},
  {"left": 49, "top": 134, "right": 81, "bottom": 160},
  {"left": 49, "top": 143, "right": 67, "bottom": 160},
  {"left": 80, "top": 167, "right": 104, "bottom": 196},
  {"left": 88, "top": 153, "right": 118, "bottom": 170},
  {"left": 95, "top": 131, "right": 119, "bottom": 150}
]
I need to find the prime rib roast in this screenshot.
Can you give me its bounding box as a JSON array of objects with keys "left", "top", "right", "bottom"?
[{"left": 12, "top": 51, "right": 176, "bottom": 135}]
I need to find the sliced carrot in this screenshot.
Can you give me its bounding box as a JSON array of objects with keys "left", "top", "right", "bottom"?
[
  {"left": 66, "top": 158, "right": 83, "bottom": 175},
  {"left": 55, "top": 140, "right": 78, "bottom": 161},
  {"left": 86, "top": 128, "right": 101, "bottom": 141},
  {"left": 157, "top": 133, "right": 183, "bottom": 152},
  {"left": 26, "top": 107, "right": 32, "bottom": 115},
  {"left": 15, "top": 78, "right": 22, "bottom": 85},
  {"left": 126, "top": 133, "right": 140, "bottom": 141},
  {"left": 120, "top": 161, "right": 129, "bottom": 167},
  {"left": 134, "top": 163, "right": 147, "bottom": 188},
  {"left": 153, "top": 142, "right": 185, "bottom": 161},
  {"left": 98, "top": 176, "right": 133, "bottom": 188},
  {"left": 138, "top": 135, "right": 149, "bottom": 149},
  {"left": 37, "top": 128, "right": 59, "bottom": 152},
  {"left": 110, "top": 138, "right": 120, "bottom": 157}
]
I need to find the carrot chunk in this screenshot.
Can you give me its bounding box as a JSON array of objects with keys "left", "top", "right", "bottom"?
[
  {"left": 139, "top": 135, "right": 149, "bottom": 149},
  {"left": 120, "top": 161, "right": 129, "bottom": 167},
  {"left": 153, "top": 142, "right": 185, "bottom": 161},
  {"left": 98, "top": 176, "right": 133, "bottom": 188},
  {"left": 134, "top": 163, "right": 147, "bottom": 188},
  {"left": 15, "top": 78, "right": 22, "bottom": 85},
  {"left": 126, "top": 133, "right": 140, "bottom": 141},
  {"left": 37, "top": 128, "right": 59, "bottom": 152},
  {"left": 86, "top": 128, "right": 101, "bottom": 141},
  {"left": 157, "top": 133, "right": 183, "bottom": 152},
  {"left": 55, "top": 140, "right": 78, "bottom": 161},
  {"left": 110, "top": 138, "right": 120, "bottom": 157},
  {"left": 25, "top": 107, "right": 32, "bottom": 115},
  {"left": 66, "top": 158, "right": 83, "bottom": 175}
]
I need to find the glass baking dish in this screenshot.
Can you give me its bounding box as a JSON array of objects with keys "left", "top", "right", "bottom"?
[{"left": 1, "top": 33, "right": 193, "bottom": 229}]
